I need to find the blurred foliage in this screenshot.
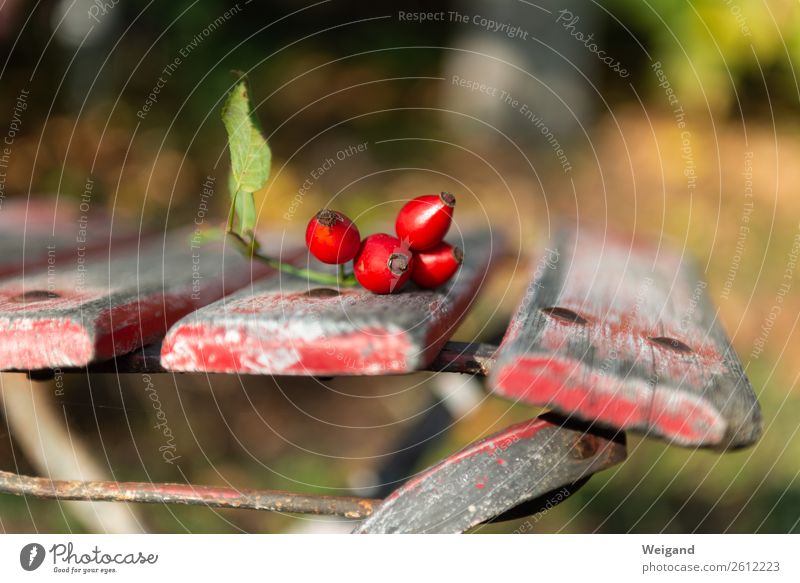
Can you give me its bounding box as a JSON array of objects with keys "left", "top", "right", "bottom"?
[{"left": 607, "top": 0, "right": 800, "bottom": 112}]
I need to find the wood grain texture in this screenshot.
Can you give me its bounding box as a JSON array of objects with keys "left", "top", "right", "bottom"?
[
  {"left": 0, "top": 233, "right": 269, "bottom": 370},
  {"left": 160, "top": 231, "right": 496, "bottom": 375},
  {"left": 488, "top": 227, "right": 761, "bottom": 450},
  {"left": 0, "top": 197, "right": 138, "bottom": 277},
  {"left": 353, "top": 413, "right": 626, "bottom": 533}
]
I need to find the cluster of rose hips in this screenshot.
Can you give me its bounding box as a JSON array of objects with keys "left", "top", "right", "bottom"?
[{"left": 305, "top": 192, "right": 462, "bottom": 294}]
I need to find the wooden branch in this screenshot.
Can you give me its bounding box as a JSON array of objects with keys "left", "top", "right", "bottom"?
[
  {"left": 0, "top": 412, "right": 623, "bottom": 532},
  {"left": 0, "top": 469, "right": 380, "bottom": 519}
]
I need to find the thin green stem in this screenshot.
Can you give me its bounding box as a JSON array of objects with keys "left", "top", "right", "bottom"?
[
  {"left": 226, "top": 232, "right": 358, "bottom": 287},
  {"left": 226, "top": 197, "right": 237, "bottom": 232},
  {"left": 258, "top": 256, "right": 357, "bottom": 286}
]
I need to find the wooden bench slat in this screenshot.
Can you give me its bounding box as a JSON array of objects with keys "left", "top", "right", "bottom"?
[
  {"left": 353, "top": 414, "right": 626, "bottom": 533},
  {"left": 488, "top": 228, "right": 761, "bottom": 450},
  {"left": 0, "top": 233, "right": 268, "bottom": 370},
  {"left": 0, "top": 198, "right": 138, "bottom": 277},
  {"left": 160, "top": 231, "right": 496, "bottom": 375}
]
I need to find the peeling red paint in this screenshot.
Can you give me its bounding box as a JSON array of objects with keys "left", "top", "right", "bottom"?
[
  {"left": 487, "top": 227, "right": 760, "bottom": 449},
  {"left": 0, "top": 233, "right": 269, "bottom": 370},
  {"left": 0, "top": 318, "right": 94, "bottom": 369},
  {"left": 161, "top": 231, "right": 497, "bottom": 376},
  {"left": 493, "top": 354, "right": 727, "bottom": 446},
  {"left": 161, "top": 322, "right": 413, "bottom": 375}
]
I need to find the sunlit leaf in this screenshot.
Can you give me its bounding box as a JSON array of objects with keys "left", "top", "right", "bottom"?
[{"left": 222, "top": 76, "right": 271, "bottom": 236}]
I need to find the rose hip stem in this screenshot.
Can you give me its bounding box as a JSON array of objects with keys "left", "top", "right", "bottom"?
[{"left": 226, "top": 231, "right": 358, "bottom": 287}]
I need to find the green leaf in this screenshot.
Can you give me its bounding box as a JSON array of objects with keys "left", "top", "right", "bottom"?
[
  {"left": 222, "top": 76, "right": 271, "bottom": 235},
  {"left": 229, "top": 171, "right": 257, "bottom": 239}
]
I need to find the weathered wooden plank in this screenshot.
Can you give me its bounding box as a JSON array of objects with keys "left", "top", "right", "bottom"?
[
  {"left": 30, "top": 340, "right": 501, "bottom": 378},
  {"left": 353, "top": 413, "right": 626, "bottom": 533},
  {"left": 0, "top": 233, "right": 269, "bottom": 370},
  {"left": 160, "top": 231, "right": 496, "bottom": 375},
  {"left": 488, "top": 228, "right": 761, "bottom": 450},
  {"left": 0, "top": 197, "right": 138, "bottom": 277}
]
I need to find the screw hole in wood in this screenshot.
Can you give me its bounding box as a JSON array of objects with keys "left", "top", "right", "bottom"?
[
  {"left": 9, "top": 290, "right": 60, "bottom": 303},
  {"left": 647, "top": 336, "right": 693, "bottom": 354},
  {"left": 570, "top": 435, "right": 600, "bottom": 460},
  {"left": 540, "top": 307, "right": 589, "bottom": 325}
]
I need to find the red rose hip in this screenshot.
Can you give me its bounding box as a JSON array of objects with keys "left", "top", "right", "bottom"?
[
  {"left": 305, "top": 209, "right": 361, "bottom": 264},
  {"left": 411, "top": 242, "right": 463, "bottom": 289},
  {"left": 395, "top": 192, "right": 455, "bottom": 251},
  {"left": 353, "top": 233, "right": 413, "bottom": 294}
]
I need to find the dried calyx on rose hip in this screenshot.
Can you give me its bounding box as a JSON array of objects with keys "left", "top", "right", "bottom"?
[
  {"left": 411, "top": 241, "right": 463, "bottom": 289},
  {"left": 353, "top": 233, "right": 413, "bottom": 294},
  {"left": 395, "top": 192, "right": 455, "bottom": 251},
  {"left": 305, "top": 209, "right": 361, "bottom": 264}
]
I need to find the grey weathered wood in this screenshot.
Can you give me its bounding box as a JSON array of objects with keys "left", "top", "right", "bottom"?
[
  {"left": 488, "top": 227, "right": 762, "bottom": 450},
  {"left": 160, "top": 231, "right": 496, "bottom": 375},
  {"left": 0, "top": 197, "right": 138, "bottom": 277},
  {"left": 0, "top": 233, "right": 269, "bottom": 369},
  {"left": 353, "top": 413, "right": 626, "bottom": 533}
]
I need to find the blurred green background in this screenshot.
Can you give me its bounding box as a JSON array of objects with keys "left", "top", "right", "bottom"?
[{"left": 0, "top": 0, "right": 798, "bottom": 533}]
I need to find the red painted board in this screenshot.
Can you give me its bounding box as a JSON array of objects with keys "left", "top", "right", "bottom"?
[
  {"left": 0, "top": 233, "right": 269, "bottom": 370},
  {"left": 353, "top": 413, "right": 626, "bottom": 533},
  {"left": 160, "top": 231, "right": 497, "bottom": 376},
  {"left": 488, "top": 227, "right": 761, "bottom": 450},
  {"left": 0, "top": 197, "right": 139, "bottom": 277}
]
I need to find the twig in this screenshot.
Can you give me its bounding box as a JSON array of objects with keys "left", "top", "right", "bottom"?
[
  {"left": 0, "top": 469, "right": 380, "bottom": 519},
  {"left": 226, "top": 232, "right": 358, "bottom": 287}
]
